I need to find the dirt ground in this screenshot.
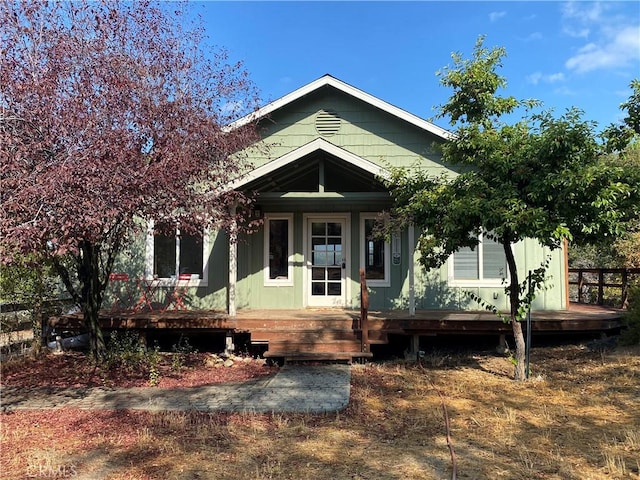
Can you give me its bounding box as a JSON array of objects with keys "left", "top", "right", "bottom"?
[{"left": 1, "top": 342, "right": 639, "bottom": 480}]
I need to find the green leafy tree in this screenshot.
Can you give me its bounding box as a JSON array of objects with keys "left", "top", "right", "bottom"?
[
  {"left": 602, "top": 79, "right": 640, "bottom": 153},
  {"left": 0, "top": 252, "right": 58, "bottom": 354},
  {"left": 570, "top": 81, "right": 640, "bottom": 269},
  {"left": 385, "top": 37, "right": 640, "bottom": 380},
  {"left": 605, "top": 81, "right": 640, "bottom": 269}
]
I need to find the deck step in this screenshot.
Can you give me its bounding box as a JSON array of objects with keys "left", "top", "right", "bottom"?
[
  {"left": 266, "top": 339, "right": 363, "bottom": 354},
  {"left": 236, "top": 318, "right": 359, "bottom": 330},
  {"left": 262, "top": 333, "right": 373, "bottom": 363},
  {"left": 263, "top": 351, "right": 373, "bottom": 362},
  {"left": 250, "top": 329, "right": 361, "bottom": 343}
]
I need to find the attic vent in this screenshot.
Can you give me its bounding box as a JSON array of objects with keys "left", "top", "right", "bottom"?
[{"left": 315, "top": 109, "right": 341, "bottom": 137}]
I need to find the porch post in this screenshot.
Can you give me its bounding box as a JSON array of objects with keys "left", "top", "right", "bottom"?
[
  {"left": 408, "top": 223, "right": 415, "bottom": 316},
  {"left": 228, "top": 204, "right": 237, "bottom": 317},
  {"left": 229, "top": 234, "right": 237, "bottom": 316}
]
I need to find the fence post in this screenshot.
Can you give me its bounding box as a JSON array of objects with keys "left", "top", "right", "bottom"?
[
  {"left": 577, "top": 271, "right": 584, "bottom": 303},
  {"left": 597, "top": 270, "right": 604, "bottom": 305},
  {"left": 621, "top": 269, "right": 629, "bottom": 309}
]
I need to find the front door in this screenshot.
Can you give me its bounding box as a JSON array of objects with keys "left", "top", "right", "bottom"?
[{"left": 306, "top": 216, "right": 348, "bottom": 307}]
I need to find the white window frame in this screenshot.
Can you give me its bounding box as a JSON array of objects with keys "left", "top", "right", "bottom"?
[
  {"left": 447, "top": 231, "right": 509, "bottom": 287},
  {"left": 145, "top": 220, "right": 209, "bottom": 287},
  {"left": 264, "top": 213, "right": 294, "bottom": 286},
  {"left": 360, "top": 213, "right": 390, "bottom": 287}
]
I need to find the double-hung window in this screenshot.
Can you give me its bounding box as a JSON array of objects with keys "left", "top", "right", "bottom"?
[
  {"left": 146, "top": 221, "right": 209, "bottom": 286},
  {"left": 360, "top": 214, "right": 390, "bottom": 287},
  {"left": 264, "top": 214, "right": 293, "bottom": 286},
  {"left": 448, "top": 232, "right": 507, "bottom": 286}
]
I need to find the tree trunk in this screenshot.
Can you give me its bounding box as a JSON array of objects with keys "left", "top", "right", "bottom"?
[
  {"left": 53, "top": 236, "right": 120, "bottom": 362},
  {"left": 78, "top": 241, "right": 107, "bottom": 361},
  {"left": 511, "top": 318, "right": 526, "bottom": 381},
  {"left": 503, "top": 240, "right": 527, "bottom": 381}
]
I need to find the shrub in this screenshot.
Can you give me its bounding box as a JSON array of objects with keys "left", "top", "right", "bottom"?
[
  {"left": 106, "top": 330, "right": 164, "bottom": 385},
  {"left": 106, "top": 330, "right": 148, "bottom": 371},
  {"left": 171, "top": 334, "right": 197, "bottom": 372}
]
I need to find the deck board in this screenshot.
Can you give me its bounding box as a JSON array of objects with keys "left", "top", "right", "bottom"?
[{"left": 49, "top": 303, "right": 623, "bottom": 334}]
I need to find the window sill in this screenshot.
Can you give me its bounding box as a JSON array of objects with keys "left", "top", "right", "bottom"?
[
  {"left": 448, "top": 279, "right": 506, "bottom": 288},
  {"left": 366, "top": 279, "right": 391, "bottom": 288},
  {"left": 264, "top": 281, "right": 294, "bottom": 287}
]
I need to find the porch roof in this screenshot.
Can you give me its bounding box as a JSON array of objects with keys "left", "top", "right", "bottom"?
[{"left": 230, "top": 137, "right": 390, "bottom": 190}]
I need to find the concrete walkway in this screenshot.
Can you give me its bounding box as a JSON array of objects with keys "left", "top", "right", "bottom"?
[{"left": 0, "top": 364, "right": 351, "bottom": 414}]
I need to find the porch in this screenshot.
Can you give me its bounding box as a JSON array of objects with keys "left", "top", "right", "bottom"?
[{"left": 48, "top": 303, "right": 625, "bottom": 363}]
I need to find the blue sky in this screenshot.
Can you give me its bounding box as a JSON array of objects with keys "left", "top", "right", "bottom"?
[{"left": 194, "top": 1, "right": 639, "bottom": 132}]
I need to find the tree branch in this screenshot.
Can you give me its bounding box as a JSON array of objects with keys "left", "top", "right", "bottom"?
[{"left": 51, "top": 256, "right": 80, "bottom": 305}]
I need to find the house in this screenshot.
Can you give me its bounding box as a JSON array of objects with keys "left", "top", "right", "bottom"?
[
  {"left": 106, "top": 75, "right": 580, "bottom": 360},
  {"left": 146, "top": 75, "right": 567, "bottom": 311}
]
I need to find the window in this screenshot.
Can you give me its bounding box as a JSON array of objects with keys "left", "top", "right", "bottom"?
[
  {"left": 264, "top": 214, "right": 293, "bottom": 285},
  {"left": 449, "top": 232, "right": 507, "bottom": 286},
  {"left": 360, "top": 214, "right": 390, "bottom": 287},
  {"left": 145, "top": 221, "right": 209, "bottom": 285}
]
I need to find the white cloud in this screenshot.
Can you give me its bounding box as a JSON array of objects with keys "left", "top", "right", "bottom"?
[
  {"left": 565, "top": 25, "right": 640, "bottom": 73},
  {"left": 563, "top": 26, "right": 590, "bottom": 39},
  {"left": 526, "top": 72, "right": 565, "bottom": 85},
  {"left": 559, "top": 2, "right": 640, "bottom": 74},
  {"left": 525, "top": 32, "right": 543, "bottom": 41},
  {"left": 560, "top": 2, "right": 616, "bottom": 38},
  {"left": 562, "top": 1, "right": 607, "bottom": 25},
  {"left": 489, "top": 11, "right": 506, "bottom": 22},
  {"left": 526, "top": 72, "right": 543, "bottom": 85},
  {"left": 547, "top": 73, "right": 566, "bottom": 83},
  {"left": 553, "top": 86, "right": 578, "bottom": 96}
]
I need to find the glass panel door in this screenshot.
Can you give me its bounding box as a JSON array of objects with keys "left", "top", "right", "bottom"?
[{"left": 308, "top": 218, "right": 346, "bottom": 306}]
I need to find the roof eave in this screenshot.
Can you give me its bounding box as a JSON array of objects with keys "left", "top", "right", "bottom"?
[{"left": 225, "top": 74, "right": 454, "bottom": 141}]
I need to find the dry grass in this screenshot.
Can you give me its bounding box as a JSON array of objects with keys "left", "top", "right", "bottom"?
[{"left": 1, "top": 343, "right": 639, "bottom": 479}]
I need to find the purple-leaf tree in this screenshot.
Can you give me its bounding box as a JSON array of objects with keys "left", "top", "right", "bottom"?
[{"left": 1, "top": 0, "right": 261, "bottom": 359}]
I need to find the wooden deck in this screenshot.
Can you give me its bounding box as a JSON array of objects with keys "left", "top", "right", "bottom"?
[{"left": 49, "top": 303, "right": 624, "bottom": 363}]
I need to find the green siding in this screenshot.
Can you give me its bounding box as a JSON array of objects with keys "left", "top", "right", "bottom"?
[
  {"left": 226, "top": 214, "right": 567, "bottom": 312},
  {"left": 419, "top": 239, "right": 566, "bottom": 311},
  {"left": 243, "top": 90, "right": 452, "bottom": 174},
  {"left": 115, "top": 216, "right": 567, "bottom": 313}
]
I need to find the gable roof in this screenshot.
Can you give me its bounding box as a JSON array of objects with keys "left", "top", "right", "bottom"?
[
  {"left": 227, "top": 74, "right": 454, "bottom": 141},
  {"left": 230, "top": 137, "right": 390, "bottom": 190}
]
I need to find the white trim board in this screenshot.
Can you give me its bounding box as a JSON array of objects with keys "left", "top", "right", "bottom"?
[{"left": 229, "top": 137, "right": 391, "bottom": 189}]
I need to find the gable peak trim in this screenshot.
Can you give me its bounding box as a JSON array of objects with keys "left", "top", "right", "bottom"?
[{"left": 226, "top": 75, "right": 453, "bottom": 141}]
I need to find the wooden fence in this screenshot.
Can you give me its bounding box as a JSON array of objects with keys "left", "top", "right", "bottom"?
[{"left": 568, "top": 268, "right": 640, "bottom": 308}]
